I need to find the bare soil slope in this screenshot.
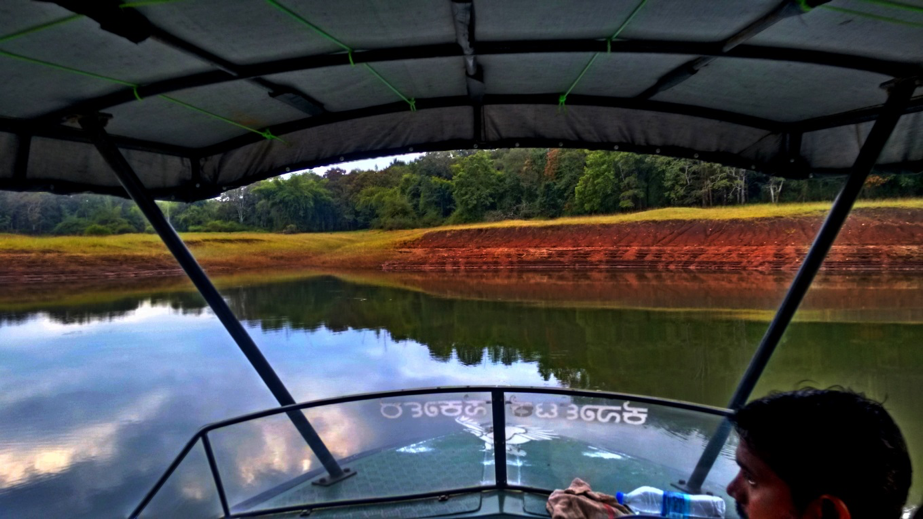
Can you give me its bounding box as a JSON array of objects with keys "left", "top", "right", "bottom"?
[{"left": 384, "top": 208, "right": 923, "bottom": 272}]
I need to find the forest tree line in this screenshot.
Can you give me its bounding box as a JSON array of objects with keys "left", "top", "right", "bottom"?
[{"left": 1, "top": 148, "right": 919, "bottom": 235}]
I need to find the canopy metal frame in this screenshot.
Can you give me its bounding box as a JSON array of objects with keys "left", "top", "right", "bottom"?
[
  {"left": 4, "top": 0, "right": 920, "bottom": 511},
  {"left": 682, "top": 75, "right": 919, "bottom": 492},
  {"left": 3, "top": 0, "right": 923, "bottom": 201},
  {"left": 78, "top": 114, "right": 353, "bottom": 488},
  {"left": 79, "top": 74, "right": 919, "bottom": 505}
]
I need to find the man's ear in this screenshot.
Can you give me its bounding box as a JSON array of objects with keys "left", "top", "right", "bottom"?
[{"left": 803, "top": 495, "right": 850, "bottom": 519}]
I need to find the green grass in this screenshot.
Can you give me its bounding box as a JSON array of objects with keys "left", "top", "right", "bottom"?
[{"left": 425, "top": 198, "right": 923, "bottom": 231}]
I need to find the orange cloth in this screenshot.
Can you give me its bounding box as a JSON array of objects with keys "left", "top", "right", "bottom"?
[{"left": 546, "top": 478, "right": 633, "bottom": 519}]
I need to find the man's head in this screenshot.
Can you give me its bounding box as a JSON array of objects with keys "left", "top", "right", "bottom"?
[{"left": 726, "top": 388, "right": 911, "bottom": 519}]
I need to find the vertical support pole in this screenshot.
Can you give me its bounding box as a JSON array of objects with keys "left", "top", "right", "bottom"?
[
  {"left": 491, "top": 389, "right": 508, "bottom": 488},
  {"left": 682, "top": 77, "right": 918, "bottom": 493},
  {"left": 14, "top": 133, "right": 31, "bottom": 183},
  {"left": 77, "top": 115, "right": 348, "bottom": 482},
  {"left": 201, "top": 433, "right": 230, "bottom": 518}
]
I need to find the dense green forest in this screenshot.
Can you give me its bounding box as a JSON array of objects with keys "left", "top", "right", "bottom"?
[{"left": 1, "top": 149, "right": 920, "bottom": 235}]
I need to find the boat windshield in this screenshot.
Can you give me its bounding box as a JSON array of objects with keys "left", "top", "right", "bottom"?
[{"left": 134, "top": 386, "right": 736, "bottom": 518}]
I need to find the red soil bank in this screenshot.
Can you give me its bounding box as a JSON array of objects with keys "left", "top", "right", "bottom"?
[{"left": 383, "top": 208, "right": 923, "bottom": 272}]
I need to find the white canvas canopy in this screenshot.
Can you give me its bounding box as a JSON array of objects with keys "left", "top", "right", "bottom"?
[{"left": 0, "top": 0, "right": 921, "bottom": 201}]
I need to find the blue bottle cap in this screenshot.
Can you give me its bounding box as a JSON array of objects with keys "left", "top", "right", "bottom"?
[{"left": 616, "top": 491, "right": 625, "bottom": 505}]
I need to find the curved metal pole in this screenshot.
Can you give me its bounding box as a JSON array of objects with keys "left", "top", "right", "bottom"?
[
  {"left": 682, "top": 76, "right": 919, "bottom": 493},
  {"left": 77, "top": 115, "right": 347, "bottom": 484}
]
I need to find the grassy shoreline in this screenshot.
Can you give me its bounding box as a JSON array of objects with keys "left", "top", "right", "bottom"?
[{"left": 2, "top": 200, "right": 922, "bottom": 281}]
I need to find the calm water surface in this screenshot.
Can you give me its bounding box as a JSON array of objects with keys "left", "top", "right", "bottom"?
[{"left": 0, "top": 270, "right": 921, "bottom": 517}]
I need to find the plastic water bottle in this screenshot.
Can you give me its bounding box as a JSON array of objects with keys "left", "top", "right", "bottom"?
[{"left": 615, "top": 486, "right": 726, "bottom": 518}]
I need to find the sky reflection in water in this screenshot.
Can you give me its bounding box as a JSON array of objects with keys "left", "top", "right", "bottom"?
[
  {"left": 0, "top": 293, "right": 552, "bottom": 518},
  {"left": 0, "top": 271, "right": 921, "bottom": 517}
]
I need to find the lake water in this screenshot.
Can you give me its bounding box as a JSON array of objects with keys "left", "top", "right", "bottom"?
[{"left": 0, "top": 270, "right": 921, "bottom": 517}]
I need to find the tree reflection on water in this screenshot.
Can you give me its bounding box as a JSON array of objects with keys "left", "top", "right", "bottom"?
[{"left": 0, "top": 270, "right": 921, "bottom": 517}]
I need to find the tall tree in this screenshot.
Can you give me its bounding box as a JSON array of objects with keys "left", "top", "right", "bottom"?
[
  {"left": 452, "top": 152, "right": 501, "bottom": 222},
  {"left": 575, "top": 151, "right": 619, "bottom": 214},
  {"left": 252, "top": 173, "right": 335, "bottom": 232}
]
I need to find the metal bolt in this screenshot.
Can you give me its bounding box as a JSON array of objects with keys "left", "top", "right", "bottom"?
[
  {"left": 515, "top": 142, "right": 520, "bottom": 147},
  {"left": 693, "top": 154, "right": 699, "bottom": 159},
  {"left": 285, "top": 167, "right": 291, "bottom": 172},
  {"left": 473, "top": 144, "right": 478, "bottom": 149},
  {"left": 408, "top": 147, "right": 414, "bottom": 152},
  {"left": 655, "top": 148, "right": 661, "bottom": 154},
  {"left": 195, "top": 183, "right": 200, "bottom": 188},
  {"left": 614, "top": 145, "right": 619, "bottom": 150},
  {"left": 340, "top": 156, "right": 345, "bottom": 162},
  {"left": 790, "top": 158, "right": 795, "bottom": 163}
]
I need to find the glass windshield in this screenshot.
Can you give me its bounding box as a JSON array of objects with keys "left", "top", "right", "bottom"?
[
  {"left": 134, "top": 388, "right": 736, "bottom": 517},
  {"left": 209, "top": 391, "right": 494, "bottom": 515}
]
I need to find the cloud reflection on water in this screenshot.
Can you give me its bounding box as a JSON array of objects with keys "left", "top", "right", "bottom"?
[
  {"left": 1, "top": 272, "right": 922, "bottom": 517},
  {"left": 0, "top": 290, "right": 553, "bottom": 518}
]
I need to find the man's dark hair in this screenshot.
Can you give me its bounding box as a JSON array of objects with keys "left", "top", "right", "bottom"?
[{"left": 731, "top": 388, "right": 911, "bottom": 519}]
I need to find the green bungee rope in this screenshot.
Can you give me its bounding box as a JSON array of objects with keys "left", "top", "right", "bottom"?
[
  {"left": 263, "top": 0, "right": 417, "bottom": 111},
  {"left": 559, "top": 0, "right": 650, "bottom": 111}
]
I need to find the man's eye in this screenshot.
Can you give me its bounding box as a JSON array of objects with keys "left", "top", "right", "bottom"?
[{"left": 745, "top": 474, "right": 756, "bottom": 486}]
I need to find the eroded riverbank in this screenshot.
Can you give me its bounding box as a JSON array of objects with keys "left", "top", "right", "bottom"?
[{"left": 2, "top": 205, "right": 922, "bottom": 283}]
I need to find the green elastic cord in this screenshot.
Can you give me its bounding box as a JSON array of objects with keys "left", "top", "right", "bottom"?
[
  {"left": 796, "top": 0, "right": 814, "bottom": 13},
  {"left": 362, "top": 63, "right": 416, "bottom": 111},
  {"left": 855, "top": 0, "right": 923, "bottom": 14},
  {"left": 0, "top": 49, "right": 281, "bottom": 142},
  {"left": 0, "top": 15, "right": 84, "bottom": 44},
  {"left": 558, "top": 0, "right": 649, "bottom": 110},
  {"left": 160, "top": 95, "right": 286, "bottom": 142},
  {"left": 263, "top": 0, "right": 354, "bottom": 56},
  {"left": 557, "top": 94, "right": 568, "bottom": 112},
  {"left": 265, "top": 0, "right": 415, "bottom": 111},
  {"left": 820, "top": 4, "right": 923, "bottom": 27},
  {"left": 120, "top": 0, "right": 186, "bottom": 8},
  {"left": 559, "top": 52, "right": 600, "bottom": 111},
  {"left": 0, "top": 50, "right": 137, "bottom": 87},
  {"left": 610, "top": 0, "right": 650, "bottom": 41}
]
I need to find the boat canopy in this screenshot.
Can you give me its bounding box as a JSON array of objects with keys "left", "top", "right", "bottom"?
[{"left": 0, "top": 0, "right": 921, "bottom": 201}]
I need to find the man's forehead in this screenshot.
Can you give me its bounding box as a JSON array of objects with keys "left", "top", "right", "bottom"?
[{"left": 735, "top": 441, "right": 765, "bottom": 474}]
